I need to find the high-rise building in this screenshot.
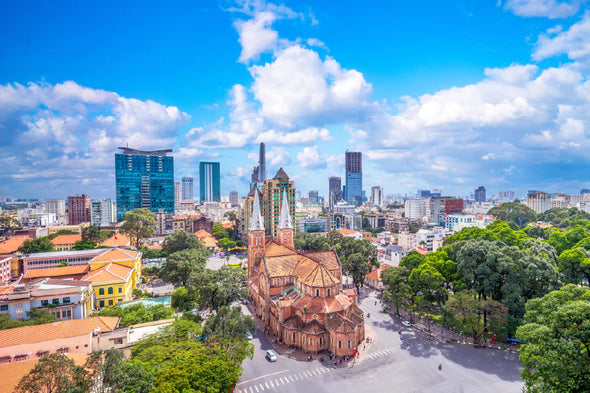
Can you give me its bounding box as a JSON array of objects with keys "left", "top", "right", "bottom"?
[
  {"left": 405, "top": 198, "right": 430, "bottom": 220},
  {"left": 309, "top": 190, "right": 319, "bottom": 204},
  {"left": 259, "top": 143, "right": 266, "bottom": 183},
  {"left": 498, "top": 190, "right": 516, "bottom": 201},
  {"left": 174, "top": 182, "right": 181, "bottom": 212},
  {"left": 91, "top": 199, "right": 116, "bottom": 228},
  {"left": 251, "top": 166, "right": 259, "bottom": 186},
  {"left": 67, "top": 195, "right": 91, "bottom": 225},
  {"left": 474, "top": 186, "right": 486, "bottom": 203},
  {"left": 46, "top": 199, "right": 65, "bottom": 217},
  {"left": 115, "top": 147, "right": 174, "bottom": 221},
  {"left": 345, "top": 151, "right": 363, "bottom": 207},
  {"left": 199, "top": 162, "right": 221, "bottom": 203},
  {"left": 182, "top": 176, "right": 194, "bottom": 201},
  {"left": 371, "top": 186, "right": 383, "bottom": 207},
  {"left": 230, "top": 191, "right": 239, "bottom": 207},
  {"left": 261, "top": 168, "right": 295, "bottom": 238},
  {"left": 328, "top": 176, "right": 342, "bottom": 209}
]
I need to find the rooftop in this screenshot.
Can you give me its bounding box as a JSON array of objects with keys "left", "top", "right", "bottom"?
[
  {"left": 0, "top": 317, "right": 119, "bottom": 347},
  {"left": 82, "top": 263, "right": 133, "bottom": 284},
  {"left": 23, "top": 265, "right": 90, "bottom": 280},
  {"left": 99, "top": 234, "right": 130, "bottom": 247},
  {"left": 0, "top": 236, "right": 30, "bottom": 254},
  {"left": 117, "top": 147, "right": 172, "bottom": 156},
  {"left": 50, "top": 234, "right": 82, "bottom": 246}
]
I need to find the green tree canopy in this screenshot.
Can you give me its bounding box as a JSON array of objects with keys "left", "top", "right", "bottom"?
[
  {"left": 17, "top": 237, "right": 54, "bottom": 254},
  {"left": 399, "top": 250, "right": 425, "bottom": 271},
  {"left": 15, "top": 353, "right": 89, "bottom": 393},
  {"left": 120, "top": 208, "right": 156, "bottom": 248},
  {"left": 96, "top": 303, "right": 174, "bottom": 327},
  {"left": 190, "top": 266, "right": 248, "bottom": 311},
  {"left": 161, "top": 230, "right": 203, "bottom": 255},
  {"left": 487, "top": 202, "right": 537, "bottom": 228},
  {"left": 516, "top": 284, "right": 590, "bottom": 393},
  {"left": 381, "top": 266, "right": 411, "bottom": 316},
  {"left": 82, "top": 225, "right": 100, "bottom": 242},
  {"left": 159, "top": 248, "right": 208, "bottom": 287},
  {"left": 72, "top": 239, "right": 97, "bottom": 250},
  {"left": 202, "top": 305, "right": 256, "bottom": 338},
  {"left": 343, "top": 252, "right": 371, "bottom": 291}
]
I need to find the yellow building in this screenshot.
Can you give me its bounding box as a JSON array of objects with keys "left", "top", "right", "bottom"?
[
  {"left": 47, "top": 223, "right": 90, "bottom": 235},
  {"left": 50, "top": 234, "right": 82, "bottom": 251},
  {"left": 88, "top": 248, "right": 142, "bottom": 286},
  {"left": 82, "top": 263, "right": 134, "bottom": 308}
]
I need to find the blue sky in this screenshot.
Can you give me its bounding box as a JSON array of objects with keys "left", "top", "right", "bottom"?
[{"left": 1, "top": 0, "right": 589, "bottom": 200}]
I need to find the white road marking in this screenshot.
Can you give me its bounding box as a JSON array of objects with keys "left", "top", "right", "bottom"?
[
  {"left": 250, "top": 387, "right": 254, "bottom": 393},
  {"left": 238, "top": 370, "right": 289, "bottom": 385},
  {"left": 269, "top": 380, "right": 274, "bottom": 388},
  {"left": 254, "top": 385, "right": 259, "bottom": 392},
  {"left": 289, "top": 376, "right": 295, "bottom": 382},
  {"left": 265, "top": 382, "right": 269, "bottom": 389}
]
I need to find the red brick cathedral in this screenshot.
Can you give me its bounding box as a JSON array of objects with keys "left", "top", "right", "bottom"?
[{"left": 247, "top": 190, "right": 365, "bottom": 356}]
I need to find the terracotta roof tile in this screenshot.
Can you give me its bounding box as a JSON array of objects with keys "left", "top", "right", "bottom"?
[
  {"left": 265, "top": 255, "right": 301, "bottom": 277},
  {"left": 264, "top": 241, "right": 297, "bottom": 257},
  {"left": 415, "top": 247, "right": 428, "bottom": 255},
  {"left": 23, "top": 265, "right": 89, "bottom": 280},
  {"left": 195, "top": 230, "right": 218, "bottom": 248},
  {"left": 283, "top": 315, "right": 304, "bottom": 330},
  {"left": 0, "top": 286, "right": 14, "bottom": 295},
  {"left": 99, "top": 234, "right": 131, "bottom": 247},
  {"left": 299, "top": 263, "right": 339, "bottom": 287},
  {"left": 0, "top": 317, "right": 119, "bottom": 347},
  {"left": 302, "top": 250, "right": 341, "bottom": 271},
  {"left": 82, "top": 263, "right": 133, "bottom": 284},
  {"left": 90, "top": 248, "right": 139, "bottom": 263},
  {"left": 50, "top": 234, "right": 82, "bottom": 246},
  {"left": 301, "top": 320, "right": 326, "bottom": 334},
  {"left": 0, "top": 236, "right": 30, "bottom": 254}
]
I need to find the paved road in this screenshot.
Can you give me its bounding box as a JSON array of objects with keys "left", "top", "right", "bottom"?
[{"left": 237, "top": 290, "right": 524, "bottom": 393}]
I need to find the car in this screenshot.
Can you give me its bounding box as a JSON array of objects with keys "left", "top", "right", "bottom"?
[
  {"left": 265, "top": 350, "right": 277, "bottom": 362},
  {"left": 246, "top": 332, "right": 253, "bottom": 340},
  {"left": 402, "top": 321, "right": 411, "bottom": 327}
]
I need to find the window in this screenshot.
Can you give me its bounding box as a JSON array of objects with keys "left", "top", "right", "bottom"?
[
  {"left": 292, "top": 332, "right": 296, "bottom": 341},
  {"left": 41, "top": 300, "right": 49, "bottom": 306},
  {"left": 309, "top": 338, "right": 313, "bottom": 345},
  {"left": 62, "top": 297, "right": 70, "bottom": 304},
  {"left": 99, "top": 300, "right": 104, "bottom": 308},
  {"left": 99, "top": 288, "right": 104, "bottom": 295},
  {"left": 114, "top": 338, "right": 124, "bottom": 345},
  {"left": 316, "top": 289, "right": 319, "bottom": 297},
  {"left": 55, "top": 312, "right": 61, "bottom": 319},
  {"left": 52, "top": 298, "right": 59, "bottom": 305},
  {"left": 109, "top": 300, "right": 113, "bottom": 306},
  {"left": 319, "top": 337, "right": 322, "bottom": 346},
  {"left": 327, "top": 289, "right": 331, "bottom": 297},
  {"left": 338, "top": 340, "right": 342, "bottom": 349},
  {"left": 108, "top": 287, "right": 114, "bottom": 295},
  {"left": 118, "top": 287, "right": 122, "bottom": 293},
  {"left": 348, "top": 340, "right": 351, "bottom": 348},
  {"left": 0, "top": 305, "right": 7, "bottom": 312}
]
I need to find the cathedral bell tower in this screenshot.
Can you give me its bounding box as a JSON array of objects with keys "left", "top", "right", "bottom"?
[
  {"left": 247, "top": 190, "right": 265, "bottom": 279},
  {"left": 276, "top": 190, "right": 294, "bottom": 248}
]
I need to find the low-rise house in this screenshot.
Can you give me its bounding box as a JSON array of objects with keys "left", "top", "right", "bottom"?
[
  {"left": 0, "top": 236, "right": 30, "bottom": 255},
  {"left": 0, "top": 316, "right": 119, "bottom": 363},
  {"left": 383, "top": 245, "right": 407, "bottom": 266},
  {"left": 195, "top": 229, "right": 218, "bottom": 249},
  {"left": 0, "top": 278, "right": 94, "bottom": 321},
  {"left": 82, "top": 263, "right": 134, "bottom": 309},
  {"left": 0, "top": 256, "right": 11, "bottom": 283},
  {"left": 98, "top": 318, "right": 175, "bottom": 350},
  {"left": 365, "top": 264, "right": 393, "bottom": 290},
  {"left": 50, "top": 234, "right": 82, "bottom": 251},
  {"left": 88, "top": 248, "right": 142, "bottom": 286}
]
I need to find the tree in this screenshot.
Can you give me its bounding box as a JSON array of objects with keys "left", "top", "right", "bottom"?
[
  {"left": 343, "top": 253, "right": 371, "bottom": 292},
  {"left": 18, "top": 237, "right": 54, "bottom": 254},
  {"left": 516, "top": 284, "right": 590, "bottom": 393},
  {"left": 159, "top": 248, "right": 208, "bottom": 287},
  {"left": 202, "top": 305, "right": 256, "bottom": 338},
  {"left": 0, "top": 309, "right": 57, "bottom": 330},
  {"left": 224, "top": 211, "right": 238, "bottom": 225},
  {"left": 399, "top": 251, "right": 425, "bottom": 271},
  {"left": 96, "top": 303, "right": 174, "bottom": 327},
  {"left": 171, "top": 286, "right": 198, "bottom": 311},
  {"left": 381, "top": 266, "right": 411, "bottom": 316},
  {"left": 131, "top": 320, "right": 252, "bottom": 393},
  {"left": 408, "top": 263, "right": 447, "bottom": 306},
  {"left": 162, "top": 230, "right": 203, "bottom": 255},
  {"left": 82, "top": 225, "right": 100, "bottom": 242},
  {"left": 120, "top": 208, "right": 156, "bottom": 248},
  {"left": 0, "top": 215, "right": 20, "bottom": 229},
  {"left": 487, "top": 202, "right": 537, "bottom": 228},
  {"left": 72, "top": 239, "right": 97, "bottom": 250},
  {"left": 190, "top": 266, "right": 248, "bottom": 311},
  {"left": 212, "top": 223, "right": 230, "bottom": 240},
  {"left": 16, "top": 353, "right": 89, "bottom": 393},
  {"left": 444, "top": 291, "right": 507, "bottom": 342},
  {"left": 557, "top": 248, "right": 589, "bottom": 285}
]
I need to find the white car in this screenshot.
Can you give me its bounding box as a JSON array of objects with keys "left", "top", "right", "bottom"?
[
  {"left": 246, "top": 332, "right": 253, "bottom": 340},
  {"left": 265, "top": 350, "right": 277, "bottom": 362},
  {"left": 402, "top": 321, "right": 412, "bottom": 327}
]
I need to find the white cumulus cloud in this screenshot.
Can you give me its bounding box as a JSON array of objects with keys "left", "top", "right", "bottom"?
[{"left": 503, "top": 0, "right": 582, "bottom": 19}]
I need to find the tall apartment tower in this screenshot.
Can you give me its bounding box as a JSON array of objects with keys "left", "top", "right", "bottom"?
[
  {"left": 259, "top": 143, "right": 267, "bottom": 183},
  {"left": 345, "top": 151, "right": 363, "bottom": 207},
  {"left": 371, "top": 186, "right": 383, "bottom": 207},
  {"left": 115, "top": 147, "right": 174, "bottom": 221},
  {"left": 230, "top": 190, "right": 239, "bottom": 207},
  {"left": 199, "top": 162, "right": 221, "bottom": 203},
  {"left": 261, "top": 168, "right": 295, "bottom": 238},
  {"left": 182, "top": 176, "right": 194, "bottom": 200},
  {"left": 474, "top": 186, "right": 486, "bottom": 203},
  {"left": 67, "top": 194, "right": 91, "bottom": 225},
  {"left": 309, "top": 190, "right": 319, "bottom": 204},
  {"left": 46, "top": 199, "right": 66, "bottom": 217},
  {"left": 174, "top": 182, "right": 181, "bottom": 212},
  {"left": 91, "top": 199, "right": 116, "bottom": 228}
]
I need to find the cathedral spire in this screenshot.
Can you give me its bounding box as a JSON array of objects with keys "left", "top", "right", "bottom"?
[
  {"left": 249, "top": 189, "right": 264, "bottom": 231},
  {"left": 278, "top": 190, "right": 293, "bottom": 229}
]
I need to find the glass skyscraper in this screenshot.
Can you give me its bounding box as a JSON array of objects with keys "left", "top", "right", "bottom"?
[
  {"left": 115, "top": 147, "right": 174, "bottom": 221},
  {"left": 199, "top": 161, "right": 220, "bottom": 202},
  {"left": 345, "top": 151, "right": 363, "bottom": 207}
]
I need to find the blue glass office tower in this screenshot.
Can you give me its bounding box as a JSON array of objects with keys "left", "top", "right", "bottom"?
[
  {"left": 115, "top": 147, "right": 175, "bottom": 221},
  {"left": 199, "top": 161, "right": 221, "bottom": 202},
  {"left": 345, "top": 151, "right": 363, "bottom": 207}
]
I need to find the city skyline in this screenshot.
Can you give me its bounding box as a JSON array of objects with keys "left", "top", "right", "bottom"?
[{"left": 1, "top": 1, "right": 590, "bottom": 199}]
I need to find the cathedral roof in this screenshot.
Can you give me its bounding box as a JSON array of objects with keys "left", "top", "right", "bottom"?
[
  {"left": 298, "top": 262, "right": 339, "bottom": 287},
  {"left": 301, "top": 250, "right": 341, "bottom": 271},
  {"left": 278, "top": 190, "right": 293, "bottom": 229},
  {"left": 249, "top": 190, "right": 264, "bottom": 231},
  {"left": 301, "top": 320, "right": 326, "bottom": 334},
  {"left": 283, "top": 315, "right": 304, "bottom": 330},
  {"left": 325, "top": 313, "right": 358, "bottom": 333}
]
